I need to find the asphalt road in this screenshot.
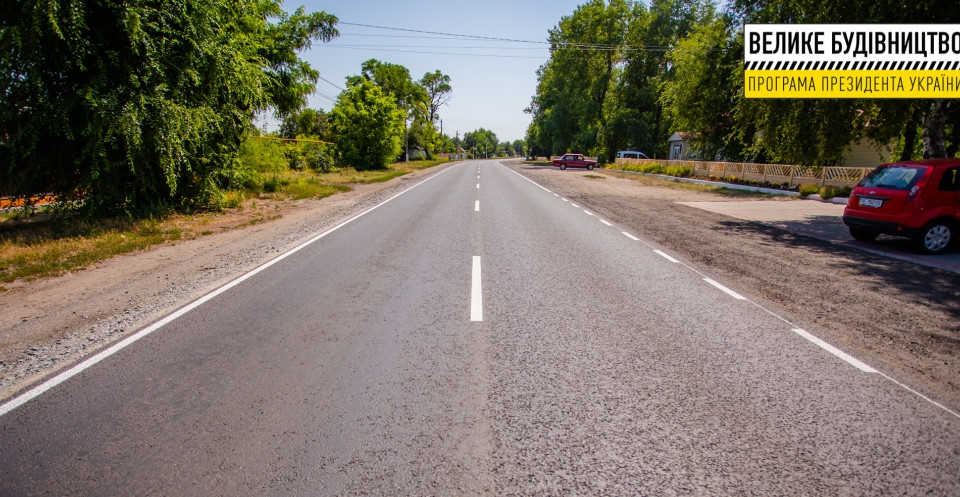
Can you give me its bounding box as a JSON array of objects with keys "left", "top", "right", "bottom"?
[{"left": 1, "top": 160, "right": 958, "bottom": 495}]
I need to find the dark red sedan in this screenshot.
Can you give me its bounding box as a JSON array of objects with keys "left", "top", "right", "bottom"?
[{"left": 552, "top": 154, "right": 597, "bottom": 170}]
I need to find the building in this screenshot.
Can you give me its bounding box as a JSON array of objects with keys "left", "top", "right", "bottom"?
[{"left": 667, "top": 132, "right": 699, "bottom": 160}]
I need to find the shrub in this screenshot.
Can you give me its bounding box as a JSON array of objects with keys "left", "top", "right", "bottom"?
[
  {"left": 798, "top": 184, "right": 820, "bottom": 197},
  {"left": 263, "top": 176, "right": 282, "bottom": 193},
  {"left": 285, "top": 138, "right": 336, "bottom": 172},
  {"left": 238, "top": 137, "right": 287, "bottom": 173},
  {"left": 662, "top": 166, "right": 692, "bottom": 177}
]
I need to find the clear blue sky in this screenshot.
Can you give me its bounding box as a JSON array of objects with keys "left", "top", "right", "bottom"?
[{"left": 279, "top": 0, "right": 590, "bottom": 142}]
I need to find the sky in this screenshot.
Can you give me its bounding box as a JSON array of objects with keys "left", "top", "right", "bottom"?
[{"left": 276, "top": 0, "right": 590, "bottom": 143}]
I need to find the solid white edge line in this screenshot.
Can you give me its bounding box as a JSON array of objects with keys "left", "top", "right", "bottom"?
[
  {"left": 653, "top": 249, "right": 680, "bottom": 263},
  {"left": 792, "top": 328, "right": 876, "bottom": 373},
  {"left": 703, "top": 278, "right": 747, "bottom": 300},
  {"left": 0, "top": 162, "right": 463, "bottom": 418},
  {"left": 622, "top": 232, "right": 640, "bottom": 241},
  {"left": 471, "top": 256, "right": 483, "bottom": 322}
]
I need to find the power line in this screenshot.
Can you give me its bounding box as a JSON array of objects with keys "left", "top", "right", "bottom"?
[
  {"left": 337, "top": 22, "right": 670, "bottom": 53},
  {"left": 322, "top": 46, "right": 547, "bottom": 60},
  {"left": 318, "top": 74, "right": 344, "bottom": 91},
  {"left": 339, "top": 21, "right": 545, "bottom": 45}
]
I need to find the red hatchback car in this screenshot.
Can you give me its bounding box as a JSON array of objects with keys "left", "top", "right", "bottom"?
[{"left": 842, "top": 159, "right": 960, "bottom": 254}]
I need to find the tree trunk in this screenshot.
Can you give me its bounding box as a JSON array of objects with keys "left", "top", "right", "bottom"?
[
  {"left": 900, "top": 111, "right": 919, "bottom": 161},
  {"left": 922, "top": 99, "right": 948, "bottom": 158},
  {"left": 945, "top": 101, "right": 959, "bottom": 158}
]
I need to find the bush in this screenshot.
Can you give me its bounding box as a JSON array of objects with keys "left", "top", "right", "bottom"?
[
  {"left": 819, "top": 185, "right": 851, "bottom": 199},
  {"left": 238, "top": 136, "right": 288, "bottom": 174},
  {"left": 285, "top": 138, "right": 335, "bottom": 172},
  {"left": 662, "top": 166, "right": 692, "bottom": 177},
  {"left": 263, "top": 176, "right": 282, "bottom": 193},
  {"left": 798, "top": 184, "right": 820, "bottom": 197}
]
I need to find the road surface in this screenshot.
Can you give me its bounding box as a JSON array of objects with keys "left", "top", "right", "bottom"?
[{"left": 1, "top": 160, "right": 958, "bottom": 495}]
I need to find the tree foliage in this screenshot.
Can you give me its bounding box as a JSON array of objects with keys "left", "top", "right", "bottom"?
[
  {"left": 349, "top": 59, "right": 453, "bottom": 160},
  {"left": 527, "top": 0, "right": 710, "bottom": 160},
  {"left": 330, "top": 79, "right": 404, "bottom": 170},
  {"left": 532, "top": 0, "right": 960, "bottom": 164},
  {"left": 420, "top": 70, "right": 453, "bottom": 124},
  {"left": 0, "top": 0, "right": 336, "bottom": 214},
  {"left": 463, "top": 129, "right": 499, "bottom": 158},
  {"left": 280, "top": 108, "right": 329, "bottom": 140}
]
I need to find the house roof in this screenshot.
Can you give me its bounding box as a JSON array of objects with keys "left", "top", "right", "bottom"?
[{"left": 668, "top": 131, "right": 701, "bottom": 142}]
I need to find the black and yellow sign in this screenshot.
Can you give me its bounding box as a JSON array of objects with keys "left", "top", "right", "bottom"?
[{"left": 744, "top": 24, "right": 960, "bottom": 98}]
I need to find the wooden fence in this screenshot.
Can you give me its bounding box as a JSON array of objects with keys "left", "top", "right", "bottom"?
[{"left": 614, "top": 158, "right": 872, "bottom": 189}]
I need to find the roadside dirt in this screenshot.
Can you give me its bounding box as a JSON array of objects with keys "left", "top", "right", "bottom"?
[
  {"left": 508, "top": 163, "right": 960, "bottom": 412},
  {"left": 0, "top": 164, "right": 456, "bottom": 400}
]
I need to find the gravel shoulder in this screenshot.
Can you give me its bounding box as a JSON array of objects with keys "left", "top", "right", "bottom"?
[
  {"left": 506, "top": 162, "right": 960, "bottom": 412},
  {"left": 0, "top": 163, "right": 461, "bottom": 400}
]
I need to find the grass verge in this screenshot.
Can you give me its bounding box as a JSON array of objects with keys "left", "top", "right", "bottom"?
[
  {"left": 0, "top": 215, "right": 183, "bottom": 285},
  {"left": 0, "top": 159, "right": 452, "bottom": 288}
]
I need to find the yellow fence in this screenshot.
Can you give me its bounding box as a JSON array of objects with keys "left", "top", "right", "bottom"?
[{"left": 615, "top": 158, "right": 872, "bottom": 189}]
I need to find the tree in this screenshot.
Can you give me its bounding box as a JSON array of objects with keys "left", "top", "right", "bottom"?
[
  {"left": 0, "top": 1, "right": 338, "bottom": 214},
  {"left": 463, "top": 129, "right": 498, "bottom": 158},
  {"left": 420, "top": 70, "right": 453, "bottom": 123},
  {"left": 527, "top": 0, "right": 711, "bottom": 160},
  {"left": 349, "top": 59, "right": 429, "bottom": 161},
  {"left": 527, "top": 0, "right": 631, "bottom": 157},
  {"left": 329, "top": 79, "right": 404, "bottom": 170},
  {"left": 279, "top": 108, "right": 329, "bottom": 140},
  {"left": 659, "top": 14, "right": 744, "bottom": 160}
]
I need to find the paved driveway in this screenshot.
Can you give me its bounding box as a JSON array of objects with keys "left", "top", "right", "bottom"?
[{"left": 679, "top": 199, "right": 960, "bottom": 274}]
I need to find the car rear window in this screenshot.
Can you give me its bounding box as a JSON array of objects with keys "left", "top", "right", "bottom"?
[{"left": 859, "top": 165, "right": 929, "bottom": 191}]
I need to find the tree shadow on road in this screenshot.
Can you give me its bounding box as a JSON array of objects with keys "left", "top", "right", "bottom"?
[{"left": 713, "top": 218, "right": 960, "bottom": 340}]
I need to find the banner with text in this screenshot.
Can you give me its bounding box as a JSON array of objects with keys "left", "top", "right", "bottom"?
[{"left": 744, "top": 24, "right": 960, "bottom": 98}]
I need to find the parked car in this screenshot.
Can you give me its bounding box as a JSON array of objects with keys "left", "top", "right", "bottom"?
[
  {"left": 842, "top": 159, "right": 960, "bottom": 254},
  {"left": 553, "top": 153, "right": 597, "bottom": 170},
  {"left": 616, "top": 150, "right": 649, "bottom": 160}
]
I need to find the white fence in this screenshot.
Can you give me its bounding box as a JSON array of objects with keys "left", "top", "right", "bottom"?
[{"left": 615, "top": 158, "right": 872, "bottom": 188}]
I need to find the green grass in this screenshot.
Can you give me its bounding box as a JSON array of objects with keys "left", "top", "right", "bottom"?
[
  {"left": 0, "top": 216, "right": 182, "bottom": 284},
  {"left": 322, "top": 159, "right": 450, "bottom": 185},
  {"left": 0, "top": 158, "right": 450, "bottom": 287}
]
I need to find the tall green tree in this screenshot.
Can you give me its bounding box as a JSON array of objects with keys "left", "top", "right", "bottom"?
[
  {"left": 350, "top": 59, "right": 429, "bottom": 161},
  {"left": 527, "top": 0, "right": 711, "bottom": 160},
  {"left": 0, "top": 0, "right": 337, "bottom": 213},
  {"left": 330, "top": 79, "right": 404, "bottom": 170},
  {"left": 420, "top": 70, "right": 452, "bottom": 124},
  {"left": 279, "top": 108, "right": 329, "bottom": 140},
  {"left": 527, "top": 0, "right": 631, "bottom": 157},
  {"left": 463, "top": 129, "right": 499, "bottom": 158}
]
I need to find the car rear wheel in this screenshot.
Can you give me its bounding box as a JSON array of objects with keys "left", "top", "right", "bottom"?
[
  {"left": 560, "top": 163, "right": 567, "bottom": 170},
  {"left": 914, "top": 220, "right": 954, "bottom": 254},
  {"left": 587, "top": 164, "right": 594, "bottom": 170},
  {"left": 849, "top": 228, "right": 879, "bottom": 241}
]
